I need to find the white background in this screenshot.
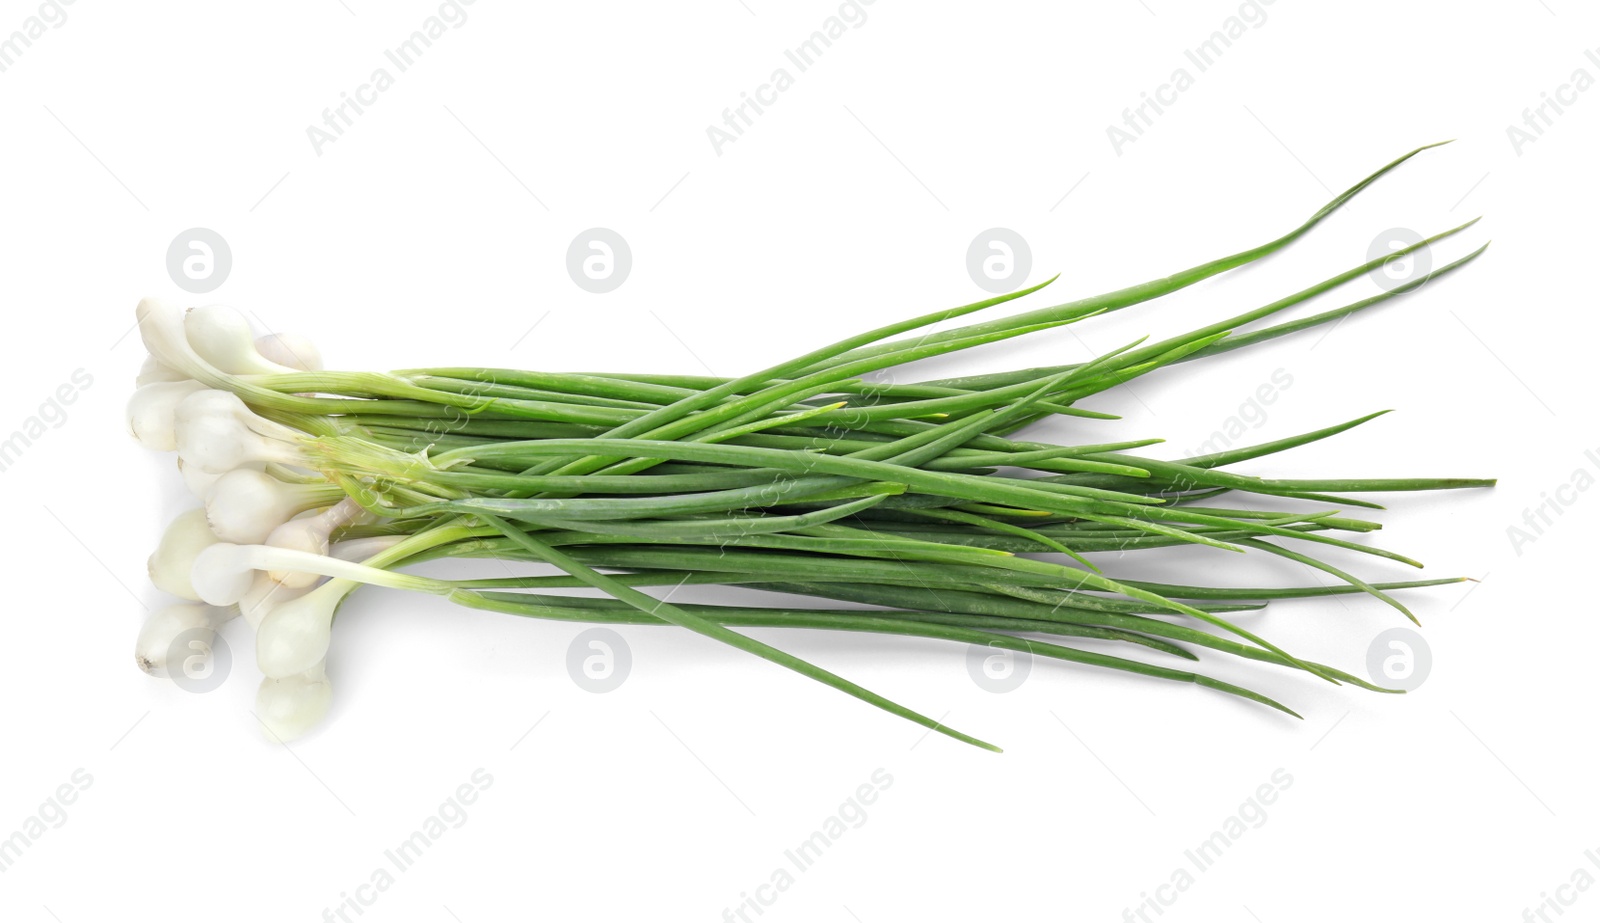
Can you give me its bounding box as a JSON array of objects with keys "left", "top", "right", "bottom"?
[{"left": 2, "top": 1, "right": 1595, "bottom": 920}]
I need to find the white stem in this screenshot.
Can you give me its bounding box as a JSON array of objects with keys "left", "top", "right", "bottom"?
[
  {"left": 330, "top": 535, "right": 406, "bottom": 562},
  {"left": 266, "top": 499, "right": 367, "bottom": 588},
  {"left": 192, "top": 542, "right": 437, "bottom": 606}
]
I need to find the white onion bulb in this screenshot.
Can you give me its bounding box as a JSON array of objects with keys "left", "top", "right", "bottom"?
[
  {"left": 256, "top": 580, "right": 345, "bottom": 678},
  {"left": 189, "top": 543, "right": 263, "bottom": 606},
  {"left": 184, "top": 305, "right": 299, "bottom": 376},
  {"left": 126, "top": 380, "right": 206, "bottom": 452},
  {"left": 174, "top": 389, "right": 308, "bottom": 475},
  {"left": 254, "top": 332, "right": 322, "bottom": 372},
  {"left": 134, "top": 603, "right": 232, "bottom": 677},
  {"left": 205, "top": 469, "right": 339, "bottom": 544},
  {"left": 137, "top": 297, "right": 226, "bottom": 385},
  {"left": 266, "top": 499, "right": 366, "bottom": 588},
  {"left": 148, "top": 508, "right": 223, "bottom": 600},
  {"left": 179, "top": 457, "right": 263, "bottom": 499},
  {"left": 136, "top": 354, "right": 188, "bottom": 388},
  {"left": 255, "top": 659, "right": 333, "bottom": 742}
]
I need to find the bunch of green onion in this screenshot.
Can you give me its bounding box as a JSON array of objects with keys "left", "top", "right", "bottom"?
[{"left": 129, "top": 144, "right": 1492, "bottom": 749}]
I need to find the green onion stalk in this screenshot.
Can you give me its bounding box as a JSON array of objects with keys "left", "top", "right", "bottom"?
[{"left": 128, "top": 143, "right": 1492, "bottom": 750}]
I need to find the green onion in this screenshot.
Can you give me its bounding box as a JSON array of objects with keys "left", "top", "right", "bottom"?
[{"left": 128, "top": 142, "right": 1493, "bottom": 749}]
